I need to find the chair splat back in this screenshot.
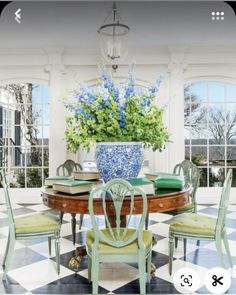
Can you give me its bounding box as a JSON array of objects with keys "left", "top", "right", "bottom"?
[
  {"left": 173, "top": 160, "right": 200, "bottom": 211},
  {"left": 89, "top": 179, "right": 147, "bottom": 249},
  {"left": 56, "top": 160, "right": 82, "bottom": 176},
  {"left": 215, "top": 169, "right": 232, "bottom": 236},
  {"left": 56, "top": 160, "right": 83, "bottom": 245}
]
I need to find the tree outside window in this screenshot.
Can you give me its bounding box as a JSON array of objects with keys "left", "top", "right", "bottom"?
[
  {"left": 184, "top": 81, "right": 236, "bottom": 187},
  {"left": 0, "top": 83, "right": 49, "bottom": 188}
]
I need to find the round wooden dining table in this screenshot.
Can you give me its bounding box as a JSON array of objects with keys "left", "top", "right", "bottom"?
[
  {"left": 42, "top": 186, "right": 191, "bottom": 219},
  {"left": 42, "top": 185, "right": 191, "bottom": 271}
]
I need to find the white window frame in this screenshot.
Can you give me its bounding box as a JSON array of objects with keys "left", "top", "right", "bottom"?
[{"left": 185, "top": 77, "right": 236, "bottom": 204}]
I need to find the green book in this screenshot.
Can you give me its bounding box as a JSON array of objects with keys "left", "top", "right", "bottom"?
[
  {"left": 145, "top": 172, "right": 178, "bottom": 181},
  {"left": 53, "top": 180, "right": 93, "bottom": 195},
  {"left": 127, "top": 177, "right": 153, "bottom": 186},
  {"left": 73, "top": 171, "right": 101, "bottom": 180},
  {"left": 45, "top": 176, "right": 73, "bottom": 186},
  {"left": 53, "top": 180, "right": 92, "bottom": 186},
  {"left": 127, "top": 177, "right": 154, "bottom": 195},
  {"left": 154, "top": 176, "right": 183, "bottom": 190}
]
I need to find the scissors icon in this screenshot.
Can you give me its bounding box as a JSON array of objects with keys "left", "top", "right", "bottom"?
[{"left": 212, "top": 275, "right": 223, "bottom": 286}]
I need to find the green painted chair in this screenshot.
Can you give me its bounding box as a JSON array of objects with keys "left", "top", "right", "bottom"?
[
  {"left": 56, "top": 159, "right": 83, "bottom": 245},
  {"left": 168, "top": 169, "right": 233, "bottom": 275},
  {"left": 171, "top": 159, "right": 200, "bottom": 214},
  {"left": 1, "top": 170, "right": 60, "bottom": 280},
  {"left": 145, "top": 160, "right": 200, "bottom": 231},
  {"left": 86, "top": 179, "right": 152, "bottom": 294},
  {"left": 168, "top": 160, "right": 200, "bottom": 249}
]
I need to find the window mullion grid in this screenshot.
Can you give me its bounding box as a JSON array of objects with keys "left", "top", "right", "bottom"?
[
  {"left": 7, "top": 100, "right": 11, "bottom": 182},
  {"left": 224, "top": 83, "right": 227, "bottom": 179},
  {"left": 189, "top": 84, "right": 192, "bottom": 161},
  {"left": 41, "top": 90, "right": 44, "bottom": 187},
  {"left": 24, "top": 111, "right": 27, "bottom": 188},
  {"left": 206, "top": 82, "right": 210, "bottom": 187}
]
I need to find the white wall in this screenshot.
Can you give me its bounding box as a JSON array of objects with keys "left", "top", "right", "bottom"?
[{"left": 0, "top": 46, "right": 236, "bottom": 204}]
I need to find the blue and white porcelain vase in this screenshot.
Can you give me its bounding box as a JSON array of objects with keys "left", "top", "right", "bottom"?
[{"left": 95, "top": 142, "right": 144, "bottom": 183}]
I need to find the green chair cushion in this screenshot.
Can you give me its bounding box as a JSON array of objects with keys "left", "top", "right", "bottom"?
[
  {"left": 15, "top": 213, "right": 60, "bottom": 234},
  {"left": 168, "top": 203, "right": 195, "bottom": 214},
  {"left": 170, "top": 213, "right": 217, "bottom": 238},
  {"left": 86, "top": 228, "right": 152, "bottom": 254}
]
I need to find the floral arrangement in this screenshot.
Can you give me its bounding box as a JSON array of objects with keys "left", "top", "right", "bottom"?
[{"left": 65, "top": 67, "right": 169, "bottom": 152}]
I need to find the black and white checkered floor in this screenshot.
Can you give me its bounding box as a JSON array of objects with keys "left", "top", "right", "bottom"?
[{"left": 0, "top": 203, "right": 236, "bottom": 294}]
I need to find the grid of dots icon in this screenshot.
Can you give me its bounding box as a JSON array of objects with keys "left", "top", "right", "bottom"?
[{"left": 211, "top": 11, "right": 224, "bottom": 21}]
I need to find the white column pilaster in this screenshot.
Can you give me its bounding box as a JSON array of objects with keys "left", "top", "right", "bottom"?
[
  {"left": 167, "top": 62, "right": 186, "bottom": 171},
  {"left": 45, "top": 48, "right": 67, "bottom": 174}
]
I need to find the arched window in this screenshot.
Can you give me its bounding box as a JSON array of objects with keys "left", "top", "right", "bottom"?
[
  {"left": 0, "top": 83, "right": 49, "bottom": 188},
  {"left": 184, "top": 81, "right": 236, "bottom": 187}
]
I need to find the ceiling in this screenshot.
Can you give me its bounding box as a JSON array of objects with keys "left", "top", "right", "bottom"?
[{"left": 0, "top": 1, "right": 235, "bottom": 51}]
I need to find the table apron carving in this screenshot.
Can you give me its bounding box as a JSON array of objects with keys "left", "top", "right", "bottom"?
[{"left": 42, "top": 188, "right": 190, "bottom": 215}]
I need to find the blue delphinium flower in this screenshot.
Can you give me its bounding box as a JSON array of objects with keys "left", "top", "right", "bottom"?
[
  {"left": 65, "top": 102, "right": 74, "bottom": 110},
  {"left": 113, "top": 86, "right": 120, "bottom": 102},
  {"left": 140, "top": 96, "right": 151, "bottom": 110},
  {"left": 103, "top": 97, "right": 110, "bottom": 106},
  {"left": 77, "top": 94, "right": 85, "bottom": 103},
  {"left": 148, "top": 85, "right": 157, "bottom": 94},
  {"left": 100, "top": 66, "right": 120, "bottom": 102},
  {"left": 75, "top": 107, "right": 83, "bottom": 115},
  {"left": 85, "top": 113, "right": 91, "bottom": 119},
  {"left": 124, "top": 70, "right": 135, "bottom": 98},
  {"left": 78, "top": 86, "right": 96, "bottom": 103},
  {"left": 145, "top": 73, "right": 165, "bottom": 97},
  {"left": 156, "top": 74, "right": 164, "bottom": 87},
  {"left": 146, "top": 98, "right": 151, "bottom": 107},
  {"left": 118, "top": 110, "right": 126, "bottom": 128},
  {"left": 65, "top": 66, "right": 170, "bottom": 154}
]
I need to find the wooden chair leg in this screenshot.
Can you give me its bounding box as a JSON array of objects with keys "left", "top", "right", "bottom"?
[
  {"left": 145, "top": 213, "right": 149, "bottom": 230},
  {"left": 222, "top": 230, "right": 233, "bottom": 267},
  {"left": 183, "top": 238, "right": 187, "bottom": 259},
  {"left": 79, "top": 214, "right": 84, "bottom": 230},
  {"left": 48, "top": 237, "right": 52, "bottom": 256},
  {"left": 169, "top": 235, "right": 174, "bottom": 275},
  {"left": 71, "top": 213, "right": 76, "bottom": 245},
  {"left": 175, "top": 237, "right": 178, "bottom": 248},
  {"left": 59, "top": 211, "right": 64, "bottom": 224}
]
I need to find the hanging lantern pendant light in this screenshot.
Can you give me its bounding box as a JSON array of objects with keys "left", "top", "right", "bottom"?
[{"left": 98, "top": 2, "right": 130, "bottom": 65}]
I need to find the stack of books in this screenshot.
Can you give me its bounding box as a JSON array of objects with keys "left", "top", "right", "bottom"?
[
  {"left": 127, "top": 177, "right": 155, "bottom": 195},
  {"left": 145, "top": 172, "right": 184, "bottom": 191},
  {"left": 53, "top": 180, "right": 94, "bottom": 195},
  {"left": 45, "top": 176, "right": 73, "bottom": 186},
  {"left": 73, "top": 171, "right": 101, "bottom": 181},
  {"left": 145, "top": 172, "right": 178, "bottom": 181}
]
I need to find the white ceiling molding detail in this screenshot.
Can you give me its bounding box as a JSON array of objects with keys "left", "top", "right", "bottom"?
[{"left": 0, "top": 46, "right": 236, "bottom": 66}]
